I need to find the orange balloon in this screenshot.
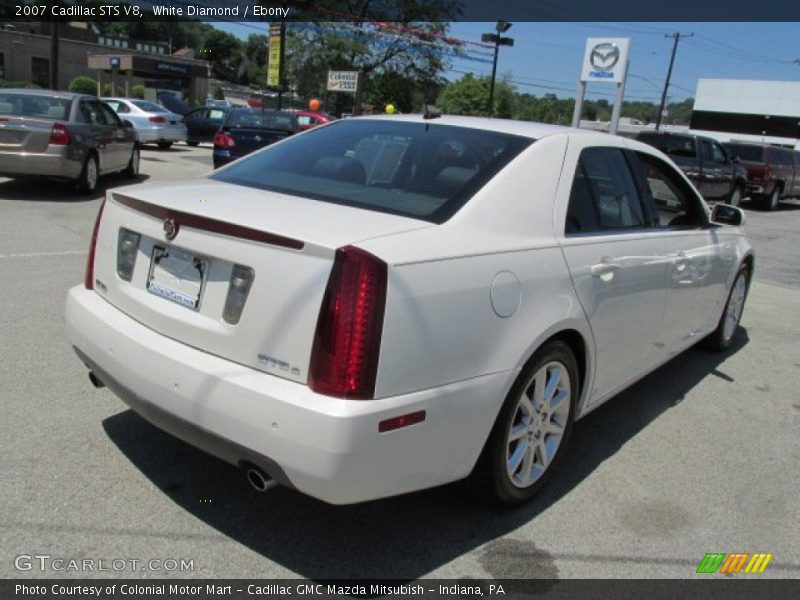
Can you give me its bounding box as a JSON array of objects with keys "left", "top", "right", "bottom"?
[{"left": 309, "top": 98, "right": 321, "bottom": 111}]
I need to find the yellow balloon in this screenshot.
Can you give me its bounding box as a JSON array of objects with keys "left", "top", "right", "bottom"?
[{"left": 385, "top": 104, "right": 396, "bottom": 114}]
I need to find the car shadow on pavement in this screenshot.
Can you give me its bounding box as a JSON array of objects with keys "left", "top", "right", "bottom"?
[
  {"left": 0, "top": 174, "right": 149, "bottom": 202},
  {"left": 102, "top": 331, "right": 749, "bottom": 580}
]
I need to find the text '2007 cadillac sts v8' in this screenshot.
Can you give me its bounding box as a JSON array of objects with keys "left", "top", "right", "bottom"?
[{"left": 66, "top": 115, "right": 753, "bottom": 506}]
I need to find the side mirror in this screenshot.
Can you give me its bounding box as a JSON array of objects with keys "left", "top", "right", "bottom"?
[
  {"left": 711, "top": 203, "right": 745, "bottom": 227},
  {"left": 122, "top": 119, "right": 134, "bottom": 128}
]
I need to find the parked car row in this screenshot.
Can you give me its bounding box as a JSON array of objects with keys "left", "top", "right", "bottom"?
[{"left": 634, "top": 130, "right": 800, "bottom": 211}]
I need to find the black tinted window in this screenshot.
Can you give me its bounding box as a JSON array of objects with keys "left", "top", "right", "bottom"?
[
  {"left": 636, "top": 133, "right": 696, "bottom": 158},
  {"left": 724, "top": 144, "right": 764, "bottom": 162},
  {"left": 211, "top": 120, "right": 532, "bottom": 223},
  {"left": 225, "top": 110, "right": 296, "bottom": 132}
]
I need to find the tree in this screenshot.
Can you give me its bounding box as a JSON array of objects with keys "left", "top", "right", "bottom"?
[
  {"left": 69, "top": 76, "right": 97, "bottom": 95},
  {"left": 132, "top": 84, "right": 145, "bottom": 99},
  {"left": 437, "top": 73, "right": 489, "bottom": 116}
]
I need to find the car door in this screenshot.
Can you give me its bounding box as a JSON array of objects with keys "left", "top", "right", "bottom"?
[
  {"left": 184, "top": 108, "right": 206, "bottom": 142},
  {"left": 98, "top": 101, "right": 132, "bottom": 169},
  {"left": 699, "top": 139, "right": 724, "bottom": 199},
  {"left": 79, "top": 99, "right": 116, "bottom": 173},
  {"left": 559, "top": 144, "right": 671, "bottom": 404},
  {"left": 630, "top": 150, "right": 731, "bottom": 350},
  {"left": 710, "top": 140, "right": 734, "bottom": 199}
]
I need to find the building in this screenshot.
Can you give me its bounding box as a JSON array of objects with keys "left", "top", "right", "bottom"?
[
  {"left": 0, "top": 23, "right": 208, "bottom": 105},
  {"left": 690, "top": 79, "right": 800, "bottom": 147}
]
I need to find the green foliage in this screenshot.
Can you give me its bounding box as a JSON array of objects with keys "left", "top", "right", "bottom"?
[
  {"left": 132, "top": 84, "right": 145, "bottom": 99},
  {"left": 0, "top": 80, "right": 39, "bottom": 89},
  {"left": 102, "top": 83, "right": 125, "bottom": 97},
  {"left": 68, "top": 76, "right": 97, "bottom": 95}
]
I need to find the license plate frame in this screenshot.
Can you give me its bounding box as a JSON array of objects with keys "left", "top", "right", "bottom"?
[{"left": 146, "top": 245, "right": 207, "bottom": 310}]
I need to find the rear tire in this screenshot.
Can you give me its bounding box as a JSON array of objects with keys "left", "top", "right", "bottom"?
[
  {"left": 702, "top": 266, "right": 749, "bottom": 352},
  {"left": 467, "top": 340, "right": 578, "bottom": 506},
  {"left": 122, "top": 146, "right": 139, "bottom": 178},
  {"left": 187, "top": 141, "right": 199, "bottom": 147},
  {"left": 157, "top": 141, "right": 173, "bottom": 150},
  {"left": 77, "top": 154, "right": 99, "bottom": 195},
  {"left": 764, "top": 187, "right": 780, "bottom": 211}
]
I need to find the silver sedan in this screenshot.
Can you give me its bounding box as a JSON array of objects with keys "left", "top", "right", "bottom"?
[
  {"left": 0, "top": 89, "right": 138, "bottom": 194},
  {"left": 103, "top": 98, "right": 187, "bottom": 149}
]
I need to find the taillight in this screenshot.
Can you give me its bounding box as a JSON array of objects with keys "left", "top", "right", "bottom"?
[
  {"left": 84, "top": 200, "right": 106, "bottom": 290},
  {"left": 49, "top": 122, "right": 71, "bottom": 145},
  {"left": 148, "top": 116, "right": 167, "bottom": 124},
  {"left": 309, "top": 246, "right": 387, "bottom": 400},
  {"left": 116, "top": 228, "right": 141, "bottom": 282},
  {"left": 213, "top": 131, "right": 236, "bottom": 148},
  {"left": 222, "top": 264, "right": 254, "bottom": 324}
]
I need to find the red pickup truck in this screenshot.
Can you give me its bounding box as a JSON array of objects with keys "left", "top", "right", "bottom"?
[{"left": 723, "top": 142, "right": 800, "bottom": 211}]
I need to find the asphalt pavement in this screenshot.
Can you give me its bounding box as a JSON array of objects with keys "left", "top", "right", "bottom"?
[{"left": 0, "top": 145, "right": 798, "bottom": 580}]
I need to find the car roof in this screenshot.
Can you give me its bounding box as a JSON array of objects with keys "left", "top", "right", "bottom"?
[
  {"left": 0, "top": 88, "right": 89, "bottom": 101},
  {"left": 355, "top": 114, "right": 580, "bottom": 140}
]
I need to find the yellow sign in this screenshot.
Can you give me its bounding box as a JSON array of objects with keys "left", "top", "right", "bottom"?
[{"left": 267, "top": 24, "right": 281, "bottom": 87}]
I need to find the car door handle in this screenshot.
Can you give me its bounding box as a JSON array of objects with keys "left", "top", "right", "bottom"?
[
  {"left": 590, "top": 260, "right": 620, "bottom": 278},
  {"left": 672, "top": 251, "right": 690, "bottom": 270}
]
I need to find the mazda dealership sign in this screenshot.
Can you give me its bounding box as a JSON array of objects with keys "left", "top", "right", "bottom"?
[{"left": 580, "top": 38, "right": 630, "bottom": 84}]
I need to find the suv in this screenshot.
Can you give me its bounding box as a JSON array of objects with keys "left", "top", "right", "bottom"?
[
  {"left": 723, "top": 142, "right": 799, "bottom": 211},
  {"left": 635, "top": 132, "right": 747, "bottom": 206}
]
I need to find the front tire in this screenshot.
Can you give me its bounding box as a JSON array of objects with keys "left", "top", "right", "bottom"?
[
  {"left": 157, "top": 141, "right": 173, "bottom": 150},
  {"left": 726, "top": 185, "right": 743, "bottom": 208},
  {"left": 468, "top": 340, "right": 578, "bottom": 506},
  {"left": 187, "top": 141, "right": 199, "bottom": 147},
  {"left": 77, "top": 154, "right": 99, "bottom": 194},
  {"left": 703, "top": 266, "right": 749, "bottom": 351}
]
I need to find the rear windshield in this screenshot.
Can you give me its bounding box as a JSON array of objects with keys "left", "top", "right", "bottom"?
[
  {"left": 211, "top": 119, "right": 533, "bottom": 223},
  {"left": 0, "top": 93, "right": 71, "bottom": 120},
  {"left": 132, "top": 100, "right": 167, "bottom": 113},
  {"left": 225, "top": 110, "right": 297, "bottom": 132},
  {"left": 724, "top": 143, "right": 764, "bottom": 162},
  {"left": 637, "top": 134, "right": 696, "bottom": 158}
]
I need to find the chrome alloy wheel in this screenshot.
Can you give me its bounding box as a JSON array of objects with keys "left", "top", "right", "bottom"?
[
  {"left": 506, "top": 361, "right": 571, "bottom": 488},
  {"left": 723, "top": 272, "right": 747, "bottom": 342}
]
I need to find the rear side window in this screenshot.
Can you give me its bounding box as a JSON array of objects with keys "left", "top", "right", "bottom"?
[
  {"left": 636, "top": 134, "right": 696, "bottom": 158},
  {"left": 565, "top": 147, "right": 647, "bottom": 234},
  {"left": 226, "top": 110, "right": 296, "bottom": 132},
  {"left": 725, "top": 144, "right": 764, "bottom": 162},
  {"left": 0, "top": 93, "right": 70, "bottom": 120},
  {"left": 211, "top": 119, "right": 532, "bottom": 223}
]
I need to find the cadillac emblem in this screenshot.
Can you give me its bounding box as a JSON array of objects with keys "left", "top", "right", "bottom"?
[{"left": 163, "top": 217, "right": 179, "bottom": 240}]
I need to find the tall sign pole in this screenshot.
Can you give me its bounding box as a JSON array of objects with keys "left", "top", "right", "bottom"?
[
  {"left": 267, "top": 23, "right": 283, "bottom": 108},
  {"left": 656, "top": 32, "right": 693, "bottom": 130},
  {"left": 574, "top": 38, "right": 631, "bottom": 133}
]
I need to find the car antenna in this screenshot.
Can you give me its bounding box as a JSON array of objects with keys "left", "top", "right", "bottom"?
[{"left": 423, "top": 105, "right": 442, "bottom": 120}]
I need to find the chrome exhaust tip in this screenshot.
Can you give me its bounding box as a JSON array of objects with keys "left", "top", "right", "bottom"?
[
  {"left": 88, "top": 371, "right": 105, "bottom": 389},
  {"left": 245, "top": 467, "right": 277, "bottom": 493}
]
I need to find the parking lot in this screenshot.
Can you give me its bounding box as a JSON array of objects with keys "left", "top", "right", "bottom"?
[{"left": 1, "top": 144, "right": 798, "bottom": 580}]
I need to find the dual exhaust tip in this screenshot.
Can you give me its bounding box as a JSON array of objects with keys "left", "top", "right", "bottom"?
[{"left": 88, "top": 371, "right": 278, "bottom": 494}]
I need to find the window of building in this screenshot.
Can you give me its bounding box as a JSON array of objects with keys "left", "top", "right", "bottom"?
[
  {"left": 31, "top": 57, "right": 50, "bottom": 88},
  {"left": 0, "top": 53, "right": 5, "bottom": 79}
]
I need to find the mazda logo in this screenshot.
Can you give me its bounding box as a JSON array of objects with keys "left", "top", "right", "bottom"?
[
  {"left": 163, "top": 218, "right": 179, "bottom": 240},
  {"left": 590, "top": 43, "right": 620, "bottom": 71}
]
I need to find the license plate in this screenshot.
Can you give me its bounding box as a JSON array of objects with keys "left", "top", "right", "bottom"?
[{"left": 147, "top": 246, "right": 205, "bottom": 309}]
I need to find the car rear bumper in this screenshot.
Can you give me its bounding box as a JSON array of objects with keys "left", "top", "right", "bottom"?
[
  {"left": 137, "top": 126, "right": 187, "bottom": 144},
  {"left": 0, "top": 148, "right": 82, "bottom": 179},
  {"left": 65, "top": 286, "right": 506, "bottom": 504}
]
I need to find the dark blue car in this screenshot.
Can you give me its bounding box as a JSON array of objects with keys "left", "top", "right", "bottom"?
[{"left": 212, "top": 109, "right": 298, "bottom": 169}]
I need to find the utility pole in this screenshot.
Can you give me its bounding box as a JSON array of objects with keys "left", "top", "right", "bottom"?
[
  {"left": 49, "top": 22, "right": 60, "bottom": 90},
  {"left": 482, "top": 21, "right": 514, "bottom": 118},
  {"left": 656, "top": 32, "right": 693, "bottom": 130}
]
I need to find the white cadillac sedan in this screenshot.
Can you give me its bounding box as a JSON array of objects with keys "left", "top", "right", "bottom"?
[{"left": 65, "top": 115, "right": 753, "bottom": 506}]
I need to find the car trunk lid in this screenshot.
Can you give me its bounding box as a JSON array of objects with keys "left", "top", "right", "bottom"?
[
  {"left": 90, "top": 180, "right": 431, "bottom": 384},
  {"left": 0, "top": 116, "right": 60, "bottom": 153}
]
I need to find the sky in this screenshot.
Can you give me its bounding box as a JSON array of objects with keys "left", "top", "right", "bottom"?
[{"left": 213, "top": 21, "right": 800, "bottom": 103}]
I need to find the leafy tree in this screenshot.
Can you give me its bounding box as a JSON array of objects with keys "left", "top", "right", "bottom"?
[
  {"left": 132, "top": 84, "right": 145, "bottom": 99},
  {"left": 69, "top": 76, "right": 97, "bottom": 95}
]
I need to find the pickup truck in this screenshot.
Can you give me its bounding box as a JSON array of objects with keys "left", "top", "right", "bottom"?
[
  {"left": 723, "top": 142, "right": 800, "bottom": 211},
  {"left": 635, "top": 132, "right": 747, "bottom": 206}
]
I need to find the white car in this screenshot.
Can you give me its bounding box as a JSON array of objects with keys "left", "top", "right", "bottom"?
[
  {"left": 65, "top": 115, "right": 753, "bottom": 506},
  {"left": 102, "top": 98, "right": 187, "bottom": 149}
]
